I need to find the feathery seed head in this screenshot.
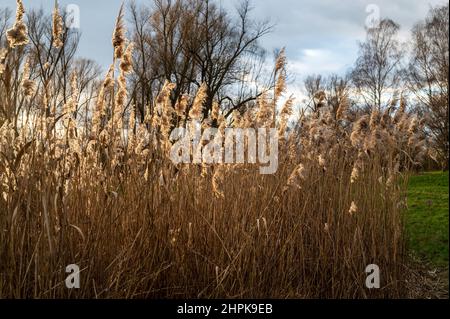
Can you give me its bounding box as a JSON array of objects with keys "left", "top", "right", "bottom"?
[
  {"left": 6, "top": 0, "right": 28, "bottom": 48},
  {"left": 120, "top": 42, "right": 134, "bottom": 74},
  {"left": 189, "top": 83, "right": 207, "bottom": 121},
  {"left": 52, "top": 1, "right": 64, "bottom": 48},
  {"left": 112, "top": 4, "right": 126, "bottom": 60},
  {"left": 175, "top": 94, "right": 189, "bottom": 118},
  {"left": 348, "top": 201, "right": 358, "bottom": 216},
  {"left": 21, "top": 58, "right": 36, "bottom": 97}
]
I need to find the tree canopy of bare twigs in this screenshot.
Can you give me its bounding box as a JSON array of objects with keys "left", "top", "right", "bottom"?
[
  {"left": 407, "top": 4, "right": 449, "bottom": 169},
  {"left": 351, "top": 19, "right": 404, "bottom": 111},
  {"left": 128, "top": 0, "right": 273, "bottom": 123}
]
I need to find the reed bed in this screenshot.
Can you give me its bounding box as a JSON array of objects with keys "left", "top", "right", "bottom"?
[{"left": 0, "top": 1, "right": 427, "bottom": 298}]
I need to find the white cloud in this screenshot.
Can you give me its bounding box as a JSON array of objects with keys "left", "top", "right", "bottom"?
[{"left": 288, "top": 49, "right": 347, "bottom": 78}]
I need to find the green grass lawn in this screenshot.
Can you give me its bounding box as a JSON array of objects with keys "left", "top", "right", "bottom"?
[{"left": 406, "top": 171, "right": 449, "bottom": 268}]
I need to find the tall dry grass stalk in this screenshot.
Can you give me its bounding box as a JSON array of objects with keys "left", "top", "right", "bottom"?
[{"left": 0, "top": 2, "right": 429, "bottom": 299}]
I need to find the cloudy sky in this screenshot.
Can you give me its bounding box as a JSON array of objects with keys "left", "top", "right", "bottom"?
[{"left": 1, "top": 0, "right": 447, "bottom": 97}]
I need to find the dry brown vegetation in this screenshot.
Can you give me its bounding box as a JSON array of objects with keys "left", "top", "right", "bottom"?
[{"left": 0, "top": 1, "right": 433, "bottom": 299}]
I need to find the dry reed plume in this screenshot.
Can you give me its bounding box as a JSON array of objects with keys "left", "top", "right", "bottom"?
[
  {"left": 6, "top": 0, "right": 28, "bottom": 48},
  {"left": 52, "top": 1, "right": 64, "bottom": 49}
]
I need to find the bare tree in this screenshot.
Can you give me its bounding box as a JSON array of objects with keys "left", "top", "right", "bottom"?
[
  {"left": 0, "top": 8, "right": 12, "bottom": 45},
  {"left": 325, "top": 74, "right": 351, "bottom": 114},
  {"left": 71, "top": 58, "right": 102, "bottom": 134},
  {"left": 303, "top": 73, "right": 351, "bottom": 116},
  {"left": 407, "top": 4, "right": 449, "bottom": 169},
  {"left": 351, "top": 19, "right": 403, "bottom": 111},
  {"left": 1, "top": 6, "right": 100, "bottom": 136},
  {"left": 26, "top": 8, "right": 81, "bottom": 116},
  {"left": 0, "top": 6, "right": 27, "bottom": 127},
  {"left": 303, "top": 74, "right": 324, "bottom": 113},
  {"left": 129, "top": 0, "right": 272, "bottom": 122},
  {"left": 128, "top": 2, "right": 160, "bottom": 121}
]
